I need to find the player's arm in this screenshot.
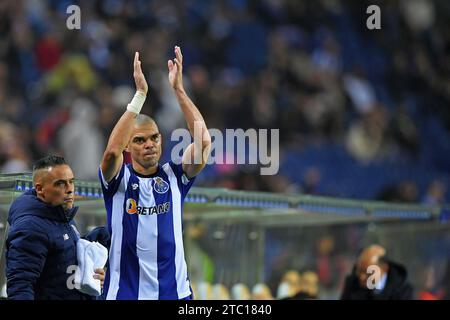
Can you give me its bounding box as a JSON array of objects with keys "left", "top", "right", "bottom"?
[
  {"left": 101, "top": 52, "right": 148, "bottom": 182},
  {"left": 168, "top": 46, "right": 211, "bottom": 178}
]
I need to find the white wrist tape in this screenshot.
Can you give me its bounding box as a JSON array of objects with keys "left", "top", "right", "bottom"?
[{"left": 126, "top": 91, "right": 146, "bottom": 114}]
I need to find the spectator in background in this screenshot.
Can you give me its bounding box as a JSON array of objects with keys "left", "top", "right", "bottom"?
[
  {"left": 298, "top": 271, "right": 319, "bottom": 299},
  {"left": 276, "top": 269, "right": 301, "bottom": 299},
  {"left": 276, "top": 281, "right": 297, "bottom": 300},
  {"left": 341, "top": 245, "right": 414, "bottom": 300},
  {"left": 281, "top": 270, "right": 302, "bottom": 291},
  {"left": 396, "top": 181, "right": 419, "bottom": 203},
  {"left": 389, "top": 105, "right": 420, "bottom": 159},
  {"left": 400, "top": 0, "right": 435, "bottom": 34},
  {"left": 315, "top": 235, "right": 341, "bottom": 291},
  {"left": 282, "top": 270, "right": 319, "bottom": 300},
  {"left": 301, "top": 166, "right": 322, "bottom": 195},
  {"left": 343, "top": 66, "right": 377, "bottom": 115},
  {"left": 58, "top": 98, "right": 104, "bottom": 180},
  {"left": 378, "top": 180, "right": 418, "bottom": 203},
  {"left": 346, "top": 105, "right": 390, "bottom": 164},
  {"left": 422, "top": 180, "right": 446, "bottom": 206},
  {"left": 0, "top": 121, "right": 30, "bottom": 173}
]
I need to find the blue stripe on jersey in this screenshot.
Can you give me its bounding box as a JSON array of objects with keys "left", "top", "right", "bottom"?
[
  {"left": 154, "top": 169, "right": 177, "bottom": 299},
  {"left": 116, "top": 171, "right": 140, "bottom": 300}
]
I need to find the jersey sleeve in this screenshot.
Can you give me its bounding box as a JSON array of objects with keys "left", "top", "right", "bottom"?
[
  {"left": 168, "top": 161, "right": 196, "bottom": 199},
  {"left": 98, "top": 164, "right": 125, "bottom": 198}
]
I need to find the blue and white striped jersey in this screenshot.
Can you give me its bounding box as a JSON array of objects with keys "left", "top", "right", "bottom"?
[{"left": 98, "top": 161, "right": 195, "bottom": 300}]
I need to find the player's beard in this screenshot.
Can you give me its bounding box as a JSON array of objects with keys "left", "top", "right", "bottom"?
[
  {"left": 140, "top": 153, "right": 160, "bottom": 169},
  {"left": 146, "top": 158, "right": 158, "bottom": 168}
]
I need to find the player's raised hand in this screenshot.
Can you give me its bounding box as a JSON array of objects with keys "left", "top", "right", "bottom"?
[
  {"left": 133, "top": 51, "right": 148, "bottom": 95},
  {"left": 168, "top": 46, "right": 183, "bottom": 90}
]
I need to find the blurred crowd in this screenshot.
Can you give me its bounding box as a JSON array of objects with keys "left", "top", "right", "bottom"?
[
  {"left": 187, "top": 219, "right": 450, "bottom": 300},
  {"left": 0, "top": 0, "right": 449, "bottom": 203},
  {"left": 188, "top": 269, "right": 319, "bottom": 300}
]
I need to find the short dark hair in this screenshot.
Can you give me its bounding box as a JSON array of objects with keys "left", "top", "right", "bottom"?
[
  {"left": 33, "top": 155, "right": 67, "bottom": 172},
  {"left": 135, "top": 114, "right": 157, "bottom": 128}
]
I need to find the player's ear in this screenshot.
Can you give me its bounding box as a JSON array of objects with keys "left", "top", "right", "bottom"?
[
  {"left": 125, "top": 138, "right": 132, "bottom": 152},
  {"left": 35, "top": 182, "right": 44, "bottom": 197}
]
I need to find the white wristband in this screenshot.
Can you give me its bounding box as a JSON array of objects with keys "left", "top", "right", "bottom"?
[{"left": 126, "top": 91, "right": 146, "bottom": 114}]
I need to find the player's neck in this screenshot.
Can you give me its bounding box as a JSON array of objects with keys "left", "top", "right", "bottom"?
[{"left": 132, "top": 162, "right": 159, "bottom": 176}]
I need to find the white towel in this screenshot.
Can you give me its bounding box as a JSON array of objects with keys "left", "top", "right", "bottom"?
[{"left": 74, "top": 239, "right": 108, "bottom": 296}]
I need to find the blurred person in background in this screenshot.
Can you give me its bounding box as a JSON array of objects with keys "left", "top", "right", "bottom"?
[
  {"left": 378, "top": 180, "right": 419, "bottom": 203},
  {"left": 0, "top": 121, "right": 30, "bottom": 173},
  {"left": 58, "top": 98, "right": 104, "bottom": 180},
  {"left": 276, "top": 281, "right": 298, "bottom": 300},
  {"left": 422, "top": 180, "right": 446, "bottom": 206},
  {"left": 301, "top": 166, "right": 322, "bottom": 195},
  {"left": 277, "top": 269, "right": 301, "bottom": 299},
  {"left": 281, "top": 271, "right": 319, "bottom": 300},
  {"left": 298, "top": 271, "right": 319, "bottom": 299},
  {"left": 346, "top": 105, "right": 390, "bottom": 164},
  {"left": 341, "top": 244, "right": 414, "bottom": 300},
  {"left": 281, "top": 270, "right": 302, "bottom": 290},
  {"left": 315, "top": 235, "right": 341, "bottom": 292}
]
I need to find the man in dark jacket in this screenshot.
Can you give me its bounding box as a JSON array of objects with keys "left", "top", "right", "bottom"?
[
  {"left": 5, "top": 155, "right": 107, "bottom": 300},
  {"left": 340, "top": 244, "right": 414, "bottom": 300}
]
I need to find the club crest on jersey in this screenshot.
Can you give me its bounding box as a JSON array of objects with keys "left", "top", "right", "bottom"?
[{"left": 153, "top": 177, "right": 169, "bottom": 194}]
